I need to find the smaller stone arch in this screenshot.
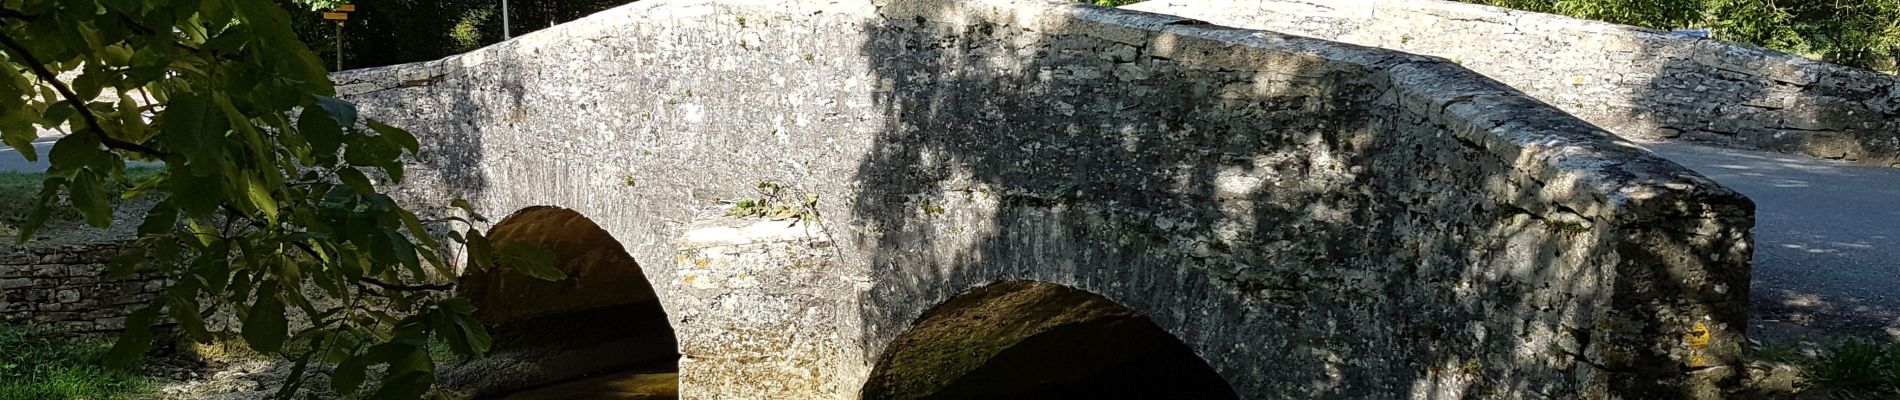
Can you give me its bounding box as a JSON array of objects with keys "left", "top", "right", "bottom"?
[
  {"left": 861, "top": 281, "right": 1238, "bottom": 400},
  {"left": 458, "top": 206, "right": 660, "bottom": 324},
  {"left": 442, "top": 206, "right": 677, "bottom": 398}
]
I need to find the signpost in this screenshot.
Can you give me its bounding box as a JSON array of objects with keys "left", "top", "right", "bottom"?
[{"left": 323, "top": 5, "right": 355, "bottom": 70}]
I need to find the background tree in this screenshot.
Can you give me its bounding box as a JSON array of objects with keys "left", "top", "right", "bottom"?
[
  {"left": 0, "top": 0, "right": 558, "bottom": 397},
  {"left": 282, "top": 0, "right": 632, "bottom": 71},
  {"left": 1459, "top": 0, "right": 1900, "bottom": 71}
]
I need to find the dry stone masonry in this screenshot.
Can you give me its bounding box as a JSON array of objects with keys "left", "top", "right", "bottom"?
[
  {"left": 0, "top": 243, "right": 165, "bottom": 332},
  {"left": 1126, "top": 0, "right": 1900, "bottom": 165},
  {"left": 333, "top": 0, "right": 1755, "bottom": 398}
]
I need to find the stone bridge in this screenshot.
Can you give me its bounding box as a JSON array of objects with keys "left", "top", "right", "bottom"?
[{"left": 332, "top": 0, "right": 1754, "bottom": 398}]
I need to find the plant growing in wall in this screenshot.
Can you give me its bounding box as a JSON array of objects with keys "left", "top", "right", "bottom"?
[{"left": 0, "top": 0, "right": 555, "bottom": 397}]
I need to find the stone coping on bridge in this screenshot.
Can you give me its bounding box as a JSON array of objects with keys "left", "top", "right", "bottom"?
[
  {"left": 334, "top": 0, "right": 1754, "bottom": 398},
  {"left": 1126, "top": 0, "right": 1900, "bottom": 166}
]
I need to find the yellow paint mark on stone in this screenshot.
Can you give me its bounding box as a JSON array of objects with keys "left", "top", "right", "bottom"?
[
  {"left": 1685, "top": 321, "right": 1711, "bottom": 347},
  {"left": 696, "top": 258, "right": 710, "bottom": 268},
  {"left": 1569, "top": 75, "right": 1588, "bottom": 86},
  {"left": 683, "top": 275, "right": 697, "bottom": 284}
]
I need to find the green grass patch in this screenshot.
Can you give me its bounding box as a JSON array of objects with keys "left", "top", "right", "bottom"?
[
  {"left": 1750, "top": 338, "right": 1900, "bottom": 395},
  {"left": 1805, "top": 339, "right": 1900, "bottom": 393},
  {"left": 0, "top": 324, "right": 154, "bottom": 400},
  {"left": 0, "top": 168, "right": 162, "bottom": 231}
]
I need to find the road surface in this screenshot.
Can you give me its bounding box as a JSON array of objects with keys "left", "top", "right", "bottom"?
[
  {"left": 1642, "top": 141, "right": 1900, "bottom": 341},
  {"left": 0, "top": 135, "right": 59, "bottom": 173}
]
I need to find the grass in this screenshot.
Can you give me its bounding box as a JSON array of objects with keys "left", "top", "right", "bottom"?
[
  {"left": 0, "top": 168, "right": 162, "bottom": 233},
  {"left": 1805, "top": 339, "right": 1900, "bottom": 393},
  {"left": 1749, "top": 338, "right": 1900, "bottom": 395},
  {"left": 0, "top": 324, "right": 154, "bottom": 400}
]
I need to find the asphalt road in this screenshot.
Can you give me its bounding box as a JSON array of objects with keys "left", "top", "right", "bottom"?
[
  {"left": 1642, "top": 141, "right": 1900, "bottom": 341},
  {"left": 0, "top": 135, "right": 59, "bottom": 173}
]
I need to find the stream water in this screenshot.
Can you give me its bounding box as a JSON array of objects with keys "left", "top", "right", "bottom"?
[{"left": 486, "top": 367, "right": 678, "bottom": 400}]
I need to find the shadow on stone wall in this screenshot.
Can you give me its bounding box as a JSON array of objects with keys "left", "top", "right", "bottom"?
[
  {"left": 1626, "top": 39, "right": 1894, "bottom": 164},
  {"left": 845, "top": 2, "right": 1745, "bottom": 398}
]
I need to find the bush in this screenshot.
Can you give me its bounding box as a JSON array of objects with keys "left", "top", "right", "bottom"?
[{"left": 1461, "top": 0, "right": 1900, "bottom": 72}]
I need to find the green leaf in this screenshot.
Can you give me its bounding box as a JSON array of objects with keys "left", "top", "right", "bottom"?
[
  {"left": 245, "top": 175, "right": 278, "bottom": 223},
  {"left": 243, "top": 282, "right": 289, "bottom": 353},
  {"left": 69, "top": 169, "right": 112, "bottom": 228},
  {"left": 331, "top": 353, "right": 369, "bottom": 394},
  {"left": 157, "top": 94, "right": 225, "bottom": 176},
  {"left": 387, "top": 231, "right": 422, "bottom": 278},
  {"left": 367, "top": 119, "right": 419, "bottom": 153},
  {"left": 298, "top": 101, "right": 344, "bottom": 160},
  {"left": 139, "top": 201, "right": 179, "bottom": 235},
  {"left": 168, "top": 166, "right": 223, "bottom": 218},
  {"left": 105, "top": 301, "right": 162, "bottom": 369},
  {"left": 336, "top": 167, "right": 374, "bottom": 193},
  {"left": 166, "top": 290, "right": 212, "bottom": 343},
  {"left": 501, "top": 243, "right": 563, "bottom": 281},
  {"left": 450, "top": 198, "right": 486, "bottom": 222},
  {"left": 455, "top": 312, "right": 492, "bottom": 354},
  {"left": 15, "top": 178, "right": 66, "bottom": 244},
  {"left": 464, "top": 229, "right": 495, "bottom": 270},
  {"left": 47, "top": 132, "right": 102, "bottom": 177},
  {"left": 312, "top": 96, "right": 357, "bottom": 127}
]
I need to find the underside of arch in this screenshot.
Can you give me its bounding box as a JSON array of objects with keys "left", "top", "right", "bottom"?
[
  {"left": 443, "top": 206, "right": 677, "bottom": 397},
  {"left": 459, "top": 206, "right": 661, "bottom": 325},
  {"left": 861, "top": 281, "right": 1238, "bottom": 400}
]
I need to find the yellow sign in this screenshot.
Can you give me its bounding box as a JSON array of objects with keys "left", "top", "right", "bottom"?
[
  {"left": 336, "top": 4, "right": 355, "bottom": 11},
  {"left": 322, "top": 12, "right": 348, "bottom": 20}
]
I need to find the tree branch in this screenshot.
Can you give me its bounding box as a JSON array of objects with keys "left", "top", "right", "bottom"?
[
  {"left": 278, "top": 232, "right": 456, "bottom": 293},
  {"left": 0, "top": 32, "right": 170, "bottom": 158},
  {"left": 357, "top": 277, "right": 455, "bottom": 292}
]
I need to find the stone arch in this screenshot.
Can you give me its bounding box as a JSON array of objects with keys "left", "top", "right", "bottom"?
[
  {"left": 860, "top": 281, "right": 1238, "bottom": 400},
  {"left": 444, "top": 206, "right": 677, "bottom": 397}
]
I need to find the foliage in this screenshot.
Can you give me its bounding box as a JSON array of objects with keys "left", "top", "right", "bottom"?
[
  {"left": 1460, "top": 0, "right": 1900, "bottom": 71},
  {"left": 724, "top": 181, "right": 821, "bottom": 222},
  {"left": 1465, "top": 0, "right": 1704, "bottom": 28},
  {"left": 1084, "top": 0, "right": 1900, "bottom": 71},
  {"left": 280, "top": 0, "right": 634, "bottom": 71},
  {"left": 0, "top": 324, "right": 153, "bottom": 400},
  {"left": 449, "top": 8, "right": 493, "bottom": 53},
  {"left": 1803, "top": 339, "right": 1900, "bottom": 393},
  {"left": 1749, "top": 338, "right": 1900, "bottom": 395},
  {"left": 0, "top": 0, "right": 551, "bottom": 398},
  {"left": 0, "top": 168, "right": 158, "bottom": 231}
]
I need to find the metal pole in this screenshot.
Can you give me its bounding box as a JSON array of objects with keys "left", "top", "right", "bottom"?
[
  {"left": 335, "top": 22, "right": 343, "bottom": 70},
  {"left": 501, "top": 0, "right": 510, "bottom": 39}
]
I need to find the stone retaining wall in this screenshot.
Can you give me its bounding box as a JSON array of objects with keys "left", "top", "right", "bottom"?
[
  {"left": 1126, "top": 0, "right": 1900, "bottom": 165},
  {"left": 0, "top": 243, "right": 165, "bottom": 332}
]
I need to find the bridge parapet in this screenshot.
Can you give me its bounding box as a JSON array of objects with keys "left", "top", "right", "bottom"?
[
  {"left": 335, "top": 0, "right": 1753, "bottom": 397},
  {"left": 1128, "top": 0, "right": 1900, "bottom": 165}
]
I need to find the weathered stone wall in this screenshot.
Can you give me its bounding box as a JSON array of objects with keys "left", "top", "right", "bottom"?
[
  {"left": 334, "top": 0, "right": 1753, "bottom": 398},
  {"left": 1126, "top": 0, "right": 1900, "bottom": 165},
  {"left": 0, "top": 243, "right": 165, "bottom": 332}
]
